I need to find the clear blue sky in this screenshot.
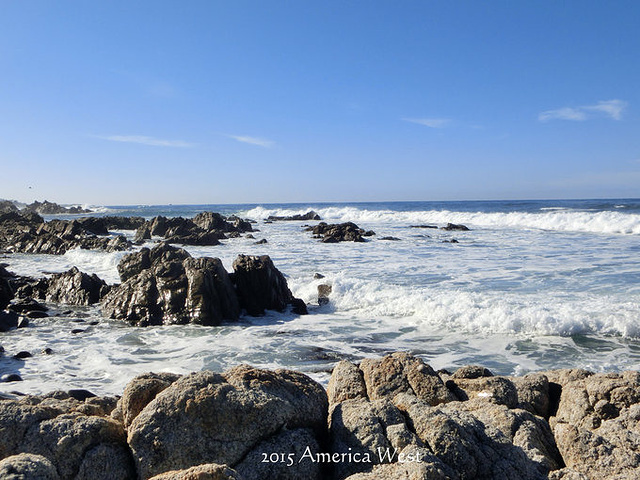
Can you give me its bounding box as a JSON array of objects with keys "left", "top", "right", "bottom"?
[{"left": 1, "top": 1, "right": 638, "bottom": 205}]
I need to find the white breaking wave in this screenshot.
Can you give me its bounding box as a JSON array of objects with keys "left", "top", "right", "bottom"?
[{"left": 242, "top": 206, "right": 640, "bottom": 234}]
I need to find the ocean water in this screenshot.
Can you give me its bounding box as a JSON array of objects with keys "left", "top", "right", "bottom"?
[{"left": 2, "top": 199, "right": 640, "bottom": 395}]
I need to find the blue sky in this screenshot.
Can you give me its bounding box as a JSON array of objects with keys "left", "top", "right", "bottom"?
[{"left": 1, "top": 1, "right": 638, "bottom": 205}]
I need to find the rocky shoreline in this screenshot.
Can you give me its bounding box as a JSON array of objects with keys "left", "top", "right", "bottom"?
[{"left": 0, "top": 353, "right": 638, "bottom": 479}]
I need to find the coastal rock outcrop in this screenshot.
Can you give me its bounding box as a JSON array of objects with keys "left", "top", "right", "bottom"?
[
  {"left": 0, "top": 393, "right": 134, "bottom": 480},
  {"left": 46, "top": 267, "right": 109, "bottom": 305},
  {"left": 329, "top": 354, "right": 562, "bottom": 480},
  {"left": 126, "top": 366, "right": 328, "bottom": 479},
  {"left": 305, "top": 222, "right": 375, "bottom": 243},
  {"left": 3, "top": 358, "right": 640, "bottom": 479},
  {"left": 102, "top": 244, "right": 305, "bottom": 326},
  {"left": 22, "top": 200, "right": 92, "bottom": 215},
  {"left": 0, "top": 211, "right": 131, "bottom": 254},
  {"left": 232, "top": 254, "right": 307, "bottom": 315},
  {"left": 0, "top": 265, "right": 13, "bottom": 310},
  {"left": 267, "top": 210, "right": 321, "bottom": 221},
  {"left": 102, "top": 243, "right": 239, "bottom": 326},
  {"left": 134, "top": 212, "right": 254, "bottom": 246}
]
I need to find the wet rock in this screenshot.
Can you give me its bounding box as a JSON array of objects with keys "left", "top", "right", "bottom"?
[
  {"left": 26, "top": 310, "right": 47, "bottom": 319},
  {"left": 441, "top": 223, "right": 470, "bottom": 231},
  {"left": 267, "top": 211, "right": 321, "bottom": 221},
  {"left": 127, "top": 366, "right": 328, "bottom": 479},
  {"left": 313, "top": 272, "right": 325, "bottom": 279},
  {"left": 42, "top": 347, "right": 53, "bottom": 355},
  {"left": 0, "top": 453, "right": 60, "bottom": 480},
  {"left": 254, "top": 238, "right": 267, "bottom": 244},
  {"left": 0, "top": 265, "right": 13, "bottom": 310},
  {"left": 9, "top": 297, "right": 48, "bottom": 313},
  {"left": 133, "top": 224, "right": 151, "bottom": 243},
  {"left": 232, "top": 254, "right": 306, "bottom": 315},
  {"left": 71, "top": 328, "right": 85, "bottom": 334},
  {"left": 379, "top": 236, "right": 401, "bottom": 241},
  {"left": 305, "top": 222, "right": 374, "bottom": 243},
  {"left": 103, "top": 243, "right": 240, "bottom": 326},
  {"left": 409, "top": 224, "right": 438, "bottom": 229},
  {"left": 318, "top": 283, "right": 332, "bottom": 306},
  {"left": 13, "top": 351, "right": 32, "bottom": 360},
  {"left": 1, "top": 374, "right": 23, "bottom": 383},
  {"left": 46, "top": 267, "right": 108, "bottom": 305},
  {"left": 0, "top": 310, "right": 19, "bottom": 332}
]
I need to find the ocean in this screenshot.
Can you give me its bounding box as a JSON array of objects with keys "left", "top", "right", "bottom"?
[{"left": 2, "top": 198, "right": 640, "bottom": 396}]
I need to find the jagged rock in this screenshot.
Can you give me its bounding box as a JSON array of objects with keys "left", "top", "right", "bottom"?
[
  {"left": 267, "top": 211, "right": 321, "bottom": 221},
  {"left": 22, "top": 200, "right": 92, "bottom": 215},
  {"left": 134, "top": 224, "right": 151, "bottom": 243},
  {"left": 0, "top": 453, "right": 60, "bottom": 480},
  {"left": 46, "top": 267, "right": 108, "bottom": 305},
  {"left": 101, "top": 216, "right": 146, "bottom": 230},
  {"left": 102, "top": 244, "right": 240, "bottom": 326},
  {"left": 232, "top": 254, "right": 307, "bottom": 315},
  {"left": 511, "top": 373, "right": 550, "bottom": 418},
  {"left": 394, "top": 394, "right": 550, "bottom": 480},
  {"left": 149, "top": 463, "right": 243, "bottom": 480},
  {"left": 305, "top": 222, "right": 374, "bottom": 243},
  {"left": 0, "top": 200, "right": 19, "bottom": 214},
  {"left": 8, "top": 297, "right": 48, "bottom": 313},
  {"left": 127, "top": 366, "right": 328, "bottom": 479}
]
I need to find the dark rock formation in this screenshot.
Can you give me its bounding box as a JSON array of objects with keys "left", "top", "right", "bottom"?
[
  {"left": 267, "top": 210, "right": 321, "bottom": 221},
  {"left": 0, "top": 265, "right": 13, "bottom": 310},
  {"left": 135, "top": 212, "right": 253, "bottom": 247},
  {"left": 126, "top": 366, "right": 327, "bottom": 479},
  {"left": 0, "top": 200, "right": 19, "bottom": 214},
  {"left": 441, "top": 223, "right": 470, "bottom": 231},
  {"left": 22, "top": 200, "right": 92, "bottom": 215},
  {"left": 0, "top": 310, "right": 19, "bottom": 332},
  {"left": 102, "top": 243, "right": 240, "bottom": 326},
  {"left": 46, "top": 267, "right": 109, "bottom": 305},
  {"left": 232, "top": 254, "right": 307, "bottom": 315},
  {"left": 305, "top": 222, "right": 375, "bottom": 243},
  {"left": 0, "top": 212, "right": 131, "bottom": 255}
]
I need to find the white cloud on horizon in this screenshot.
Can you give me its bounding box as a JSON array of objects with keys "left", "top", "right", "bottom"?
[
  {"left": 539, "top": 99, "right": 627, "bottom": 122},
  {"left": 98, "top": 135, "right": 195, "bottom": 148},
  {"left": 224, "top": 134, "right": 275, "bottom": 148},
  {"left": 402, "top": 117, "right": 451, "bottom": 128}
]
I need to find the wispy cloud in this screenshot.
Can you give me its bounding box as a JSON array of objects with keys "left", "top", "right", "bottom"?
[
  {"left": 224, "top": 134, "right": 275, "bottom": 148},
  {"left": 402, "top": 117, "right": 451, "bottom": 128},
  {"left": 539, "top": 99, "right": 627, "bottom": 122},
  {"left": 97, "top": 135, "right": 195, "bottom": 148}
]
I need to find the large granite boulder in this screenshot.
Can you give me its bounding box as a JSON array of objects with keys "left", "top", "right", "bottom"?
[
  {"left": 232, "top": 254, "right": 307, "bottom": 315},
  {"left": 0, "top": 453, "right": 60, "bottom": 480},
  {"left": 126, "top": 365, "right": 328, "bottom": 479},
  {"left": 102, "top": 243, "right": 239, "bottom": 326},
  {"left": 550, "top": 371, "right": 640, "bottom": 479},
  {"left": 46, "top": 267, "right": 109, "bottom": 305},
  {"left": 328, "top": 354, "right": 561, "bottom": 480},
  {"left": 0, "top": 394, "right": 134, "bottom": 480},
  {"left": 149, "top": 463, "right": 243, "bottom": 480}
]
